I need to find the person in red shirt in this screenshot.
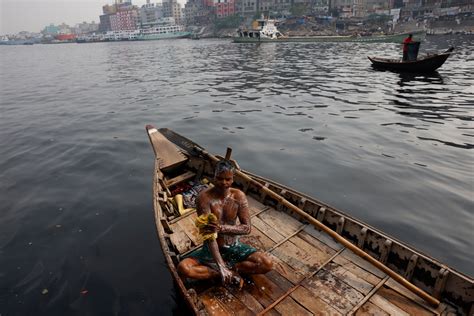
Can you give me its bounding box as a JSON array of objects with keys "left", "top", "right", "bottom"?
[{"left": 402, "top": 34, "right": 413, "bottom": 61}]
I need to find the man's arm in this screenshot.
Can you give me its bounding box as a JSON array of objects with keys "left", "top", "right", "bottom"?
[
  {"left": 196, "top": 193, "right": 234, "bottom": 284},
  {"left": 219, "top": 190, "right": 251, "bottom": 235}
]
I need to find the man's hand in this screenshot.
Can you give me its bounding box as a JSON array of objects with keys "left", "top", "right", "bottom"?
[
  {"left": 200, "top": 222, "right": 220, "bottom": 235},
  {"left": 219, "top": 265, "right": 234, "bottom": 286}
]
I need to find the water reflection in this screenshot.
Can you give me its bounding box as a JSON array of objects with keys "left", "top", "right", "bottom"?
[
  {"left": 1, "top": 36, "right": 473, "bottom": 316},
  {"left": 397, "top": 71, "right": 444, "bottom": 86}
]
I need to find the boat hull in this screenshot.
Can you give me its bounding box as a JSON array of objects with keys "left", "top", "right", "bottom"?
[
  {"left": 368, "top": 51, "right": 452, "bottom": 72},
  {"left": 137, "top": 32, "right": 191, "bottom": 40},
  {"left": 146, "top": 126, "right": 473, "bottom": 315},
  {"left": 0, "top": 40, "right": 36, "bottom": 45},
  {"left": 233, "top": 32, "right": 424, "bottom": 43}
]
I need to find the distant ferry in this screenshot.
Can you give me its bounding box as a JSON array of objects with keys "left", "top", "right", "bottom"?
[
  {"left": 0, "top": 36, "right": 35, "bottom": 45},
  {"left": 77, "top": 25, "right": 190, "bottom": 43},
  {"left": 138, "top": 25, "right": 191, "bottom": 40}
]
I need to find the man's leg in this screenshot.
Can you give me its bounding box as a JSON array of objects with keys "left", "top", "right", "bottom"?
[
  {"left": 177, "top": 258, "right": 220, "bottom": 281},
  {"left": 234, "top": 252, "right": 273, "bottom": 275}
]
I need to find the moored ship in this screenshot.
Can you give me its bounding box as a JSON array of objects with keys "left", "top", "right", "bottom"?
[
  {"left": 76, "top": 24, "right": 190, "bottom": 43},
  {"left": 0, "top": 36, "right": 36, "bottom": 45},
  {"left": 138, "top": 24, "right": 191, "bottom": 40},
  {"left": 234, "top": 17, "right": 425, "bottom": 43}
]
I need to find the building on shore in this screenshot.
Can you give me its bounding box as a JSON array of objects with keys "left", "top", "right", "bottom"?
[
  {"left": 215, "top": 0, "right": 236, "bottom": 18},
  {"left": 140, "top": 0, "right": 165, "bottom": 27},
  {"left": 163, "top": 0, "right": 184, "bottom": 25},
  {"left": 235, "top": 0, "right": 257, "bottom": 18},
  {"left": 99, "top": 1, "right": 140, "bottom": 32},
  {"left": 184, "top": 0, "right": 215, "bottom": 25},
  {"left": 73, "top": 21, "right": 99, "bottom": 34}
]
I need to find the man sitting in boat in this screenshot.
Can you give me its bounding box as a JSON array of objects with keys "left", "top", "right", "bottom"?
[
  {"left": 402, "top": 34, "right": 413, "bottom": 61},
  {"left": 177, "top": 160, "right": 273, "bottom": 287}
]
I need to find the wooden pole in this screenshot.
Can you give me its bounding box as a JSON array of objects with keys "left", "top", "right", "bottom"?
[
  {"left": 224, "top": 147, "right": 232, "bottom": 160},
  {"left": 197, "top": 147, "right": 440, "bottom": 307}
]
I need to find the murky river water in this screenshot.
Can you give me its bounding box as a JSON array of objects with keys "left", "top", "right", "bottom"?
[{"left": 1, "top": 35, "right": 473, "bottom": 315}]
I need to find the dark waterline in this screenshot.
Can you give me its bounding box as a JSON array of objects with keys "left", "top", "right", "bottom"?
[{"left": 1, "top": 35, "right": 473, "bottom": 315}]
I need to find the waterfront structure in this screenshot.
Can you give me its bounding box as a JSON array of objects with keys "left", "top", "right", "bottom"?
[
  {"left": 366, "top": 0, "right": 391, "bottom": 14},
  {"left": 73, "top": 21, "right": 99, "bottom": 34},
  {"left": 214, "top": 0, "right": 236, "bottom": 18},
  {"left": 184, "top": 0, "right": 214, "bottom": 25},
  {"left": 103, "top": 3, "right": 118, "bottom": 14},
  {"left": 236, "top": 0, "right": 472, "bottom": 22},
  {"left": 99, "top": 4, "right": 117, "bottom": 32},
  {"left": 140, "top": 1, "right": 165, "bottom": 27},
  {"left": 329, "top": 0, "right": 354, "bottom": 17},
  {"left": 42, "top": 24, "right": 60, "bottom": 35},
  {"left": 312, "top": 0, "right": 330, "bottom": 15},
  {"left": 110, "top": 8, "right": 140, "bottom": 30},
  {"left": 235, "top": 0, "right": 258, "bottom": 17},
  {"left": 256, "top": 0, "right": 291, "bottom": 16},
  {"left": 163, "top": 0, "right": 184, "bottom": 25},
  {"left": 110, "top": 1, "right": 140, "bottom": 31},
  {"left": 99, "top": 15, "right": 113, "bottom": 32},
  {"left": 99, "top": 1, "right": 140, "bottom": 32}
]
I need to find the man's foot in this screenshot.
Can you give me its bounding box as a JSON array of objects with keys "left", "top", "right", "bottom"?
[{"left": 229, "top": 273, "right": 244, "bottom": 290}]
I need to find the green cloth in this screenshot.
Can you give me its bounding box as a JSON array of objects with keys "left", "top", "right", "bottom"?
[{"left": 184, "top": 240, "right": 256, "bottom": 268}]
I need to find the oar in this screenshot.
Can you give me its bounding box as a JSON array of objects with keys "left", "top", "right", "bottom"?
[{"left": 195, "top": 146, "right": 441, "bottom": 307}]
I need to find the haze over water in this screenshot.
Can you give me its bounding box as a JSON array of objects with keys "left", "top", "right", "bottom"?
[{"left": 1, "top": 35, "right": 473, "bottom": 315}]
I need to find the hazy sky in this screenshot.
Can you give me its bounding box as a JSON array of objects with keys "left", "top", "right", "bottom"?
[{"left": 0, "top": 0, "right": 184, "bottom": 35}]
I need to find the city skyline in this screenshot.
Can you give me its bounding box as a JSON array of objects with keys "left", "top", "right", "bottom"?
[{"left": 0, "top": 0, "right": 185, "bottom": 35}]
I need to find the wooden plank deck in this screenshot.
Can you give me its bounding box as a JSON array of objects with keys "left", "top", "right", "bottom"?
[{"left": 169, "top": 194, "right": 442, "bottom": 315}]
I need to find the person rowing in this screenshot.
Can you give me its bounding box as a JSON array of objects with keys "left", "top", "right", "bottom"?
[{"left": 402, "top": 33, "right": 413, "bottom": 61}]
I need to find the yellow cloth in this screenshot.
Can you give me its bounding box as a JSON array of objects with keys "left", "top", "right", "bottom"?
[{"left": 195, "top": 213, "right": 218, "bottom": 241}]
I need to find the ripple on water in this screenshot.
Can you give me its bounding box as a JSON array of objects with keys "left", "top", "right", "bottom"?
[{"left": 0, "top": 36, "right": 473, "bottom": 314}]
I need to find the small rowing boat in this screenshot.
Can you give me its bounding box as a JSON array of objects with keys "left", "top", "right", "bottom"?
[
  {"left": 146, "top": 125, "right": 473, "bottom": 315},
  {"left": 368, "top": 47, "right": 454, "bottom": 73}
]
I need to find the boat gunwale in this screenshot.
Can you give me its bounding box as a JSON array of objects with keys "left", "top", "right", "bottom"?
[
  {"left": 149, "top": 128, "right": 473, "bottom": 315},
  {"left": 368, "top": 52, "right": 451, "bottom": 64},
  {"left": 242, "top": 169, "right": 473, "bottom": 282},
  {"left": 152, "top": 159, "right": 202, "bottom": 315}
]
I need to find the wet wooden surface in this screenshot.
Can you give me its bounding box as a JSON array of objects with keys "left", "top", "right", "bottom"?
[
  {"left": 168, "top": 195, "right": 440, "bottom": 315},
  {"left": 148, "top": 129, "right": 187, "bottom": 170}
]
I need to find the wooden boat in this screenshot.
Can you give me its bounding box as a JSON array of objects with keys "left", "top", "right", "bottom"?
[
  {"left": 146, "top": 125, "right": 473, "bottom": 315},
  {"left": 368, "top": 48, "right": 454, "bottom": 73}
]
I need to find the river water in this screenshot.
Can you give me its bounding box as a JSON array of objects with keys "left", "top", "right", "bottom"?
[{"left": 1, "top": 35, "right": 473, "bottom": 315}]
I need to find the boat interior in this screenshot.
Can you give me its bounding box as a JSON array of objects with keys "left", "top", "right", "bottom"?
[{"left": 148, "top": 127, "right": 473, "bottom": 315}]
